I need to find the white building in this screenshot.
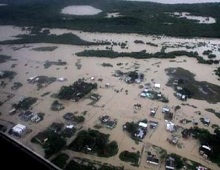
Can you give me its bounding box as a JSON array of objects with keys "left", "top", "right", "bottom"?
[
  {"left": 139, "top": 122, "right": 148, "bottom": 128},
  {"left": 12, "top": 124, "right": 26, "bottom": 135}
]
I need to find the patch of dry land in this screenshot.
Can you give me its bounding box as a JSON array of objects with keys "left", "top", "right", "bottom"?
[{"left": 0, "top": 25, "right": 220, "bottom": 170}]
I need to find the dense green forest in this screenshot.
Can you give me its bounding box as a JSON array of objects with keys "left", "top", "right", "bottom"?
[{"left": 0, "top": 0, "right": 220, "bottom": 38}]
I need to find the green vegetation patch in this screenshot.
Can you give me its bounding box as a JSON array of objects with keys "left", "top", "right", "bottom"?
[
  {"left": 168, "top": 153, "right": 184, "bottom": 169},
  {"left": 190, "top": 127, "right": 220, "bottom": 165},
  {"left": 101, "top": 62, "right": 113, "bottom": 67},
  {"left": 214, "top": 67, "right": 220, "bottom": 79},
  {"left": 0, "top": 55, "right": 12, "bottom": 63},
  {"left": 31, "top": 130, "right": 66, "bottom": 159},
  {"left": 51, "top": 153, "right": 69, "bottom": 169},
  {"left": 76, "top": 49, "right": 199, "bottom": 59},
  {"left": 32, "top": 46, "right": 58, "bottom": 51},
  {"left": 73, "top": 115, "right": 85, "bottom": 123},
  {"left": 43, "top": 60, "right": 67, "bottom": 69},
  {"left": 12, "top": 97, "right": 37, "bottom": 110},
  {"left": 65, "top": 159, "right": 123, "bottom": 170},
  {"left": 166, "top": 67, "right": 220, "bottom": 104},
  {"left": 51, "top": 100, "right": 64, "bottom": 111},
  {"left": 68, "top": 129, "right": 118, "bottom": 157},
  {"left": 1, "top": 1, "right": 220, "bottom": 38},
  {"left": 0, "top": 70, "right": 17, "bottom": 80},
  {"left": 11, "top": 82, "right": 23, "bottom": 90},
  {"left": 77, "top": 49, "right": 219, "bottom": 65},
  {"left": 28, "top": 75, "right": 57, "bottom": 90},
  {"left": 0, "top": 33, "right": 106, "bottom": 46},
  {"left": 119, "top": 150, "right": 140, "bottom": 166},
  {"left": 57, "top": 79, "right": 97, "bottom": 101}
]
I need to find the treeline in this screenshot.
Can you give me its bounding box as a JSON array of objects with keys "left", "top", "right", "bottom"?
[
  {"left": 0, "top": 32, "right": 109, "bottom": 46},
  {"left": 0, "top": 0, "right": 220, "bottom": 38},
  {"left": 76, "top": 49, "right": 196, "bottom": 58},
  {"left": 76, "top": 49, "right": 219, "bottom": 65}
]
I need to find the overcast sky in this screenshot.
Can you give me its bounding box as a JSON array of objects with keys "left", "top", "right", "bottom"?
[{"left": 129, "top": 0, "right": 220, "bottom": 4}]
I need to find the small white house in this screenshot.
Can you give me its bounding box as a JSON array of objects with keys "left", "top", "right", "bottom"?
[
  {"left": 12, "top": 124, "right": 26, "bottom": 135},
  {"left": 105, "top": 83, "right": 110, "bottom": 88},
  {"left": 90, "top": 76, "right": 95, "bottom": 81},
  {"left": 140, "top": 92, "right": 147, "bottom": 97},
  {"left": 166, "top": 122, "right": 175, "bottom": 132},
  {"left": 162, "top": 106, "right": 170, "bottom": 113},
  {"left": 154, "top": 83, "right": 161, "bottom": 88},
  {"left": 66, "top": 124, "right": 74, "bottom": 129},
  {"left": 27, "top": 76, "right": 37, "bottom": 82},
  {"left": 57, "top": 77, "right": 67, "bottom": 82},
  {"left": 139, "top": 122, "right": 147, "bottom": 128},
  {"left": 0, "top": 71, "right": 5, "bottom": 77},
  {"left": 9, "top": 108, "right": 16, "bottom": 115},
  {"left": 203, "top": 117, "right": 210, "bottom": 126}
]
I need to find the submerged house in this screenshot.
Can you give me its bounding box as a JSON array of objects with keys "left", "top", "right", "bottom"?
[
  {"left": 166, "top": 122, "right": 176, "bottom": 132},
  {"left": 149, "top": 121, "right": 158, "bottom": 129},
  {"left": 100, "top": 115, "right": 110, "bottom": 123},
  {"left": 167, "top": 135, "right": 178, "bottom": 145},
  {"left": 147, "top": 155, "right": 159, "bottom": 165},
  {"left": 166, "top": 156, "right": 175, "bottom": 170},
  {"left": 35, "top": 132, "right": 49, "bottom": 144},
  {"left": 22, "top": 110, "right": 34, "bottom": 121},
  {"left": 12, "top": 124, "right": 26, "bottom": 136},
  {"left": 134, "top": 122, "right": 147, "bottom": 139},
  {"left": 31, "top": 114, "right": 41, "bottom": 123},
  {"left": 162, "top": 106, "right": 170, "bottom": 113},
  {"left": 199, "top": 144, "right": 212, "bottom": 158},
  {"left": 150, "top": 109, "right": 156, "bottom": 117},
  {"left": 99, "top": 115, "right": 117, "bottom": 129},
  {"left": 202, "top": 117, "right": 210, "bottom": 126},
  {"left": 175, "top": 92, "right": 187, "bottom": 101},
  {"left": 134, "top": 128, "right": 145, "bottom": 139},
  {"left": 106, "top": 120, "right": 116, "bottom": 129},
  {"left": 90, "top": 93, "right": 101, "bottom": 101},
  {"left": 63, "top": 112, "right": 74, "bottom": 120}
]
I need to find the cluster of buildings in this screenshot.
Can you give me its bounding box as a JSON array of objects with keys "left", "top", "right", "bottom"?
[
  {"left": 173, "top": 79, "right": 188, "bottom": 101},
  {"left": 146, "top": 155, "right": 176, "bottom": 170},
  {"left": 140, "top": 85, "right": 169, "bottom": 103},
  {"left": 113, "top": 70, "right": 144, "bottom": 84}
]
